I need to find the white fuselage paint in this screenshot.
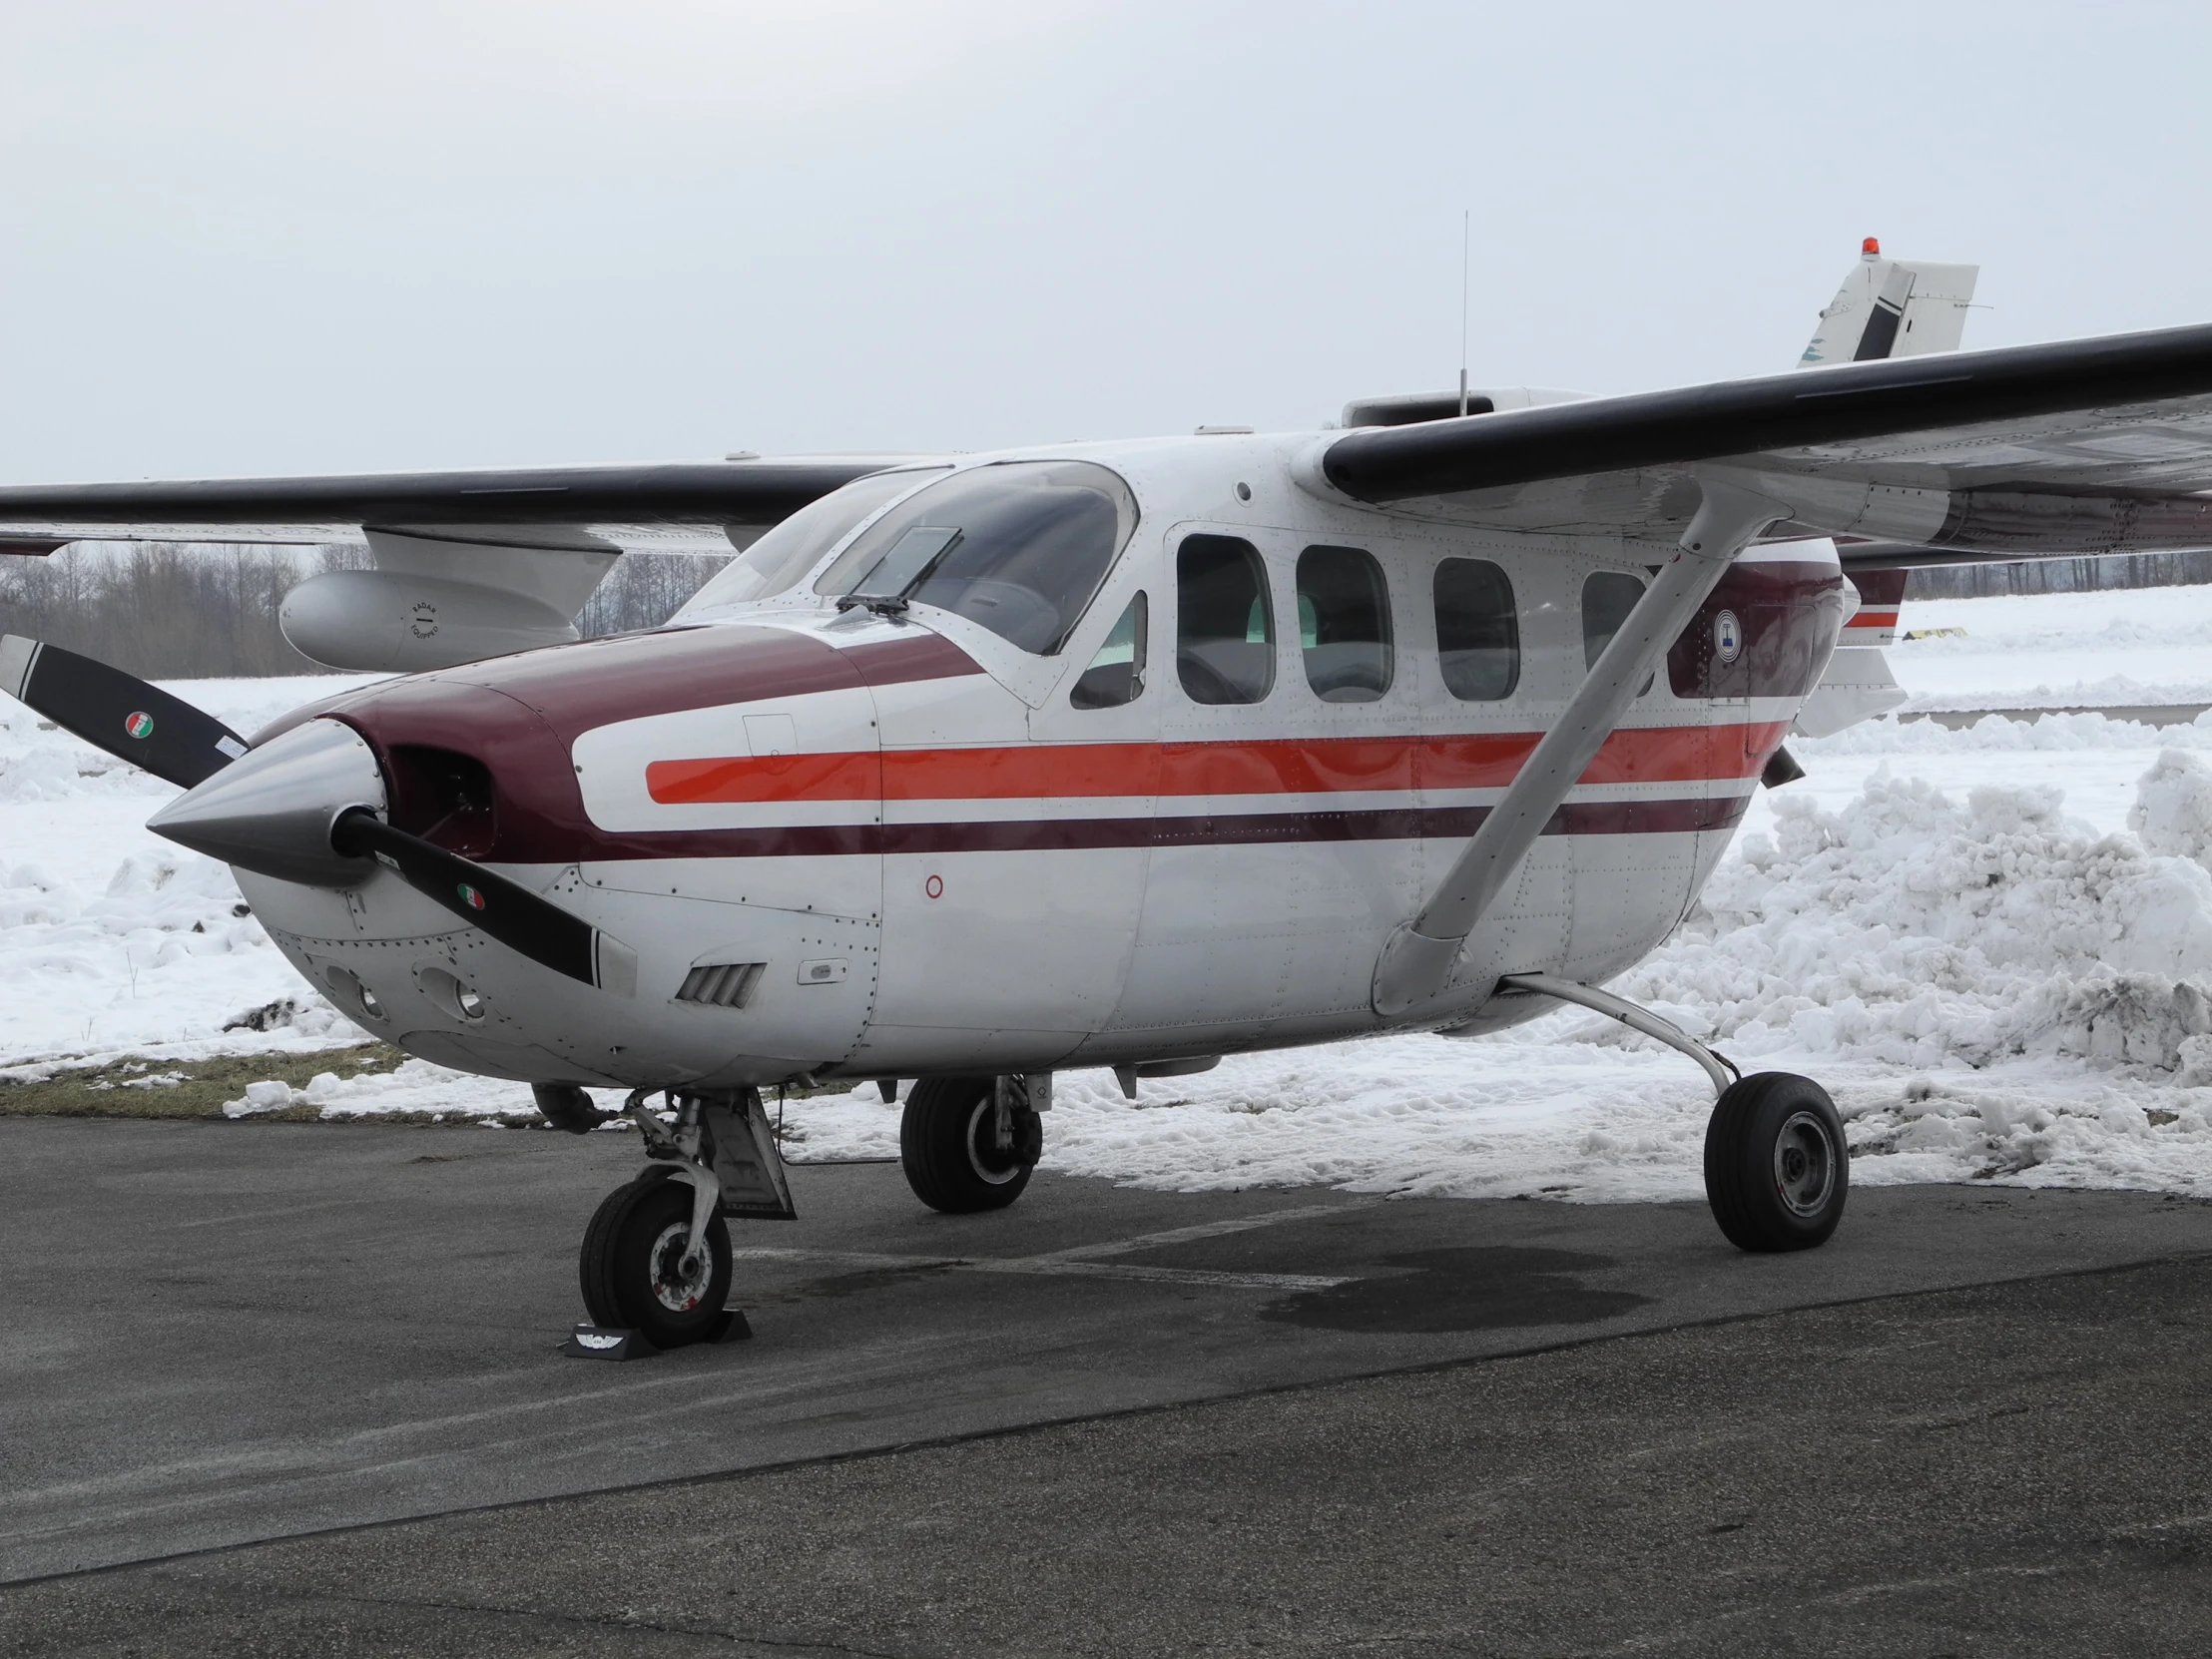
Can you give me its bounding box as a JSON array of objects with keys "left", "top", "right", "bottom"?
[{"left": 242, "top": 433, "right": 1844, "bottom": 1090}]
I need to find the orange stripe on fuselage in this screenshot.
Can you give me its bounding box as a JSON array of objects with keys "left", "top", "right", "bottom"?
[
  {"left": 1844, "top": 611, "right": 1899, "bottom": 629},
  {"left": 644, "top": 723, "right": 1790, "bottom": 806}
]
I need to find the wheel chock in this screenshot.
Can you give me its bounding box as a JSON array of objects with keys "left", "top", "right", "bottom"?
[
  {"left": 561, "top": 1311, "right": 751, "bottom": 1360},
  {"left": 564, "top": 1324, "right": 653, "bottom": 1361}
]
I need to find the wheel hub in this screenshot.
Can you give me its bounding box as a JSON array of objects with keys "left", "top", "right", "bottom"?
[
  {"left": 964, "top": 1100, "right": 1024, "bottom": 1186},
  {"left": 1771, "top": 1110, "right": 1837, "bottom": 1218},
  {"left": 646, "top": 1220, "right": 712, "bottom": 1313}
]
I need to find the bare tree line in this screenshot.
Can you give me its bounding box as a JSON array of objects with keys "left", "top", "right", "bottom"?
[
  {"left": 1906, "top": 547, "right": 2212, "bottom": 600},
  {"left": 0, "top": 544, "right": 732, "bottom": 680}
]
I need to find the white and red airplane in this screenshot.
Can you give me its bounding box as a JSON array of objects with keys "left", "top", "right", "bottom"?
[{"left": 7, "top": 243, "right": 2212, "bottom": 1348}]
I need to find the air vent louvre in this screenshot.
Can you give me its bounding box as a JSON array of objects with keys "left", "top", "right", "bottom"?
[{"left": 674, "top": 961, "right": 766, "bottom": 1008}]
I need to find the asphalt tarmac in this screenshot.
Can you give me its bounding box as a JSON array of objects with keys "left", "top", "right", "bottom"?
[{"left": 4, "top": 1116, "right": 2210, "bottom": 1655}]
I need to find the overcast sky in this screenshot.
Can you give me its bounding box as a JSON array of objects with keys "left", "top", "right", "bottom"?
[{"left": 3, "top": 1, "right": 2208, "bottom": 482}]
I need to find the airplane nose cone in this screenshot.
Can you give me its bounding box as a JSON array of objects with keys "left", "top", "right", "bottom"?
[{"left": 146, "top": 717, "right": 387, "bottom": 885}]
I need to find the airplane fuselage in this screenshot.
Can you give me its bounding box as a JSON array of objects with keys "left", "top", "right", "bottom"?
[{"left": 229, "top": 432, "right": 1846, "bottom": 1091}]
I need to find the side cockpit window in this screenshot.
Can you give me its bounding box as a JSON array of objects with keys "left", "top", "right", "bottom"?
[
  {"left": 1433, "top": 558, "right": 1518, "bottom": 701},
  {"left": 1071, "top": 594, "right": 1147, "bottom": 709},
  {"left": 1177, "top": 535, "right": 1274, "bottom": 705},
  {"left": 816, "top": 460, "right": 1138, "bottom": 655}
]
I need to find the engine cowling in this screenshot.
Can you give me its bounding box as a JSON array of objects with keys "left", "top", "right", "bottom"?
[{"left": 278, "top": 569, "right": 580, "bottom": 672}]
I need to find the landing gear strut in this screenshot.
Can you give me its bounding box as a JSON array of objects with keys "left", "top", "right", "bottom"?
[{"left": 1495, "top": 972, "right": 1849, "bottom": 1253}]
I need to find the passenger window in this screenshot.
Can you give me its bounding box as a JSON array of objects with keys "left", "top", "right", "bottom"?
[
  {"left": 1432, "top": 558, "right": 1518, "bottom": 701},
  {"left": 1582, "top": 571, "right": 1652, "bottom": 693},
  {"left": 1070, "top": 593, "right": 1146, "bottom": 710},
  {"left": 1296, "top": 546, "right": 1392, "bottom": 702},
  {"left": 1177, "top": 535, "right": 1274, "bottom": 705}
]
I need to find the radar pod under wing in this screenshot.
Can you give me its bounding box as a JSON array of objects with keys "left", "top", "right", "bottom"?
[{"left": 0, "top": 634, "right": 249, "bottom": 789}]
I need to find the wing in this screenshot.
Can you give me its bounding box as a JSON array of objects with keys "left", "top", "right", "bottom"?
[
  {"left": 0, "top": 455, "right": 922, "bottom": 558},
  {"left": 1317, "top": 324, "right": 2212, "bottom": 557}
]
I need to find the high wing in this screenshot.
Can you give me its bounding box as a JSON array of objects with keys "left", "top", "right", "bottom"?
[
  {"left": 1317, "top": 323, "right": 2212, "bottom": 558},
  {"left": 0, "top": 455, "right": 917, "bottom": 558}
]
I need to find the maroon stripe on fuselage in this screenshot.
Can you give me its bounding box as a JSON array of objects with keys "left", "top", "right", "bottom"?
[{"left": 552, "top": 793, "right": 1753, "bottom": 863}]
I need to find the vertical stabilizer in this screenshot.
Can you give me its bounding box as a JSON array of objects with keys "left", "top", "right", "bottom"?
[{"left": 1798, "top": 239, "right": 1978, "bottom": 367}]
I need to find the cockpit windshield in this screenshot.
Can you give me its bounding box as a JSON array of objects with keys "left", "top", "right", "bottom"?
[
  {"left": 815, "top": 460, "right": 1138, "bottom": 654},
  {"left": 674, "top": 467, "right": 943, "bottom": 619}
]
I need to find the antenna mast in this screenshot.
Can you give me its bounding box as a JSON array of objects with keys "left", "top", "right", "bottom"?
[{"left": 1457, "top": 209, "right": 1470, "bottom": 417}]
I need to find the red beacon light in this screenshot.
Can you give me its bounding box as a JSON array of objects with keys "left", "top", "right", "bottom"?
[{"left": 1863, "top": 236, "right": 1882, "bottom": 256}]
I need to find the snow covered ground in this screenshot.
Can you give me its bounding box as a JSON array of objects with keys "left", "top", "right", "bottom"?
[
  {"left": 6, "top": 587, "right": 2212, "bottom": 1207},
  {"left": 1888, "top": 583, "right": 2212, "bottom": 712}
]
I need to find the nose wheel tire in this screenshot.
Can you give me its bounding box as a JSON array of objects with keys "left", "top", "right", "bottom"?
[
  {"left": 1703, "top": 1071, "right": 1849, "bottom": 1253},
  {"left": 900, "top": 1075, "right": 1041, "bottom": 1213},
  {"left": 578, "top": 1165, "right": 733, "bottom": 1348}
]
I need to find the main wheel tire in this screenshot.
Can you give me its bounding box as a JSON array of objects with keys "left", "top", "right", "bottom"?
[
  {"left": 577, "top": 1165, "right": 733, "bottom": 1347},
  {"left": 1703, "top": 1072, "right": 1849, "bottom": 1253},
  {"left": 900, "top": 1075, "right": 1040, "bottom": 1214}
]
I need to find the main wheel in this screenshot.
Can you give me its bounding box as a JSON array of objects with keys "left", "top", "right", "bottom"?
[
  {"left": 577, "top": 1165, "right": 733, "bottom": 1347},
  {"left": 1703, "top": 1072, "right": 1849, "bottom": 1253},
  {"left": 900, "top": 1075, "right": 1040, "bottom": 1213}
]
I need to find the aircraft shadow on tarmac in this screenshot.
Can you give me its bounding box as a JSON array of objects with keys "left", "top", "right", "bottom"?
[{"left": 1259, "top": 1245, "right": 1654, "bottom": 1334}]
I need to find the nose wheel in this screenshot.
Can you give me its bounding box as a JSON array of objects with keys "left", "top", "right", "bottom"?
[
  {"left": 578, "top": 1165, "right": 734, "bottom": 1348},
  {"left": 900, "top": 1075, "right": 1043, "bottom": 1212}
]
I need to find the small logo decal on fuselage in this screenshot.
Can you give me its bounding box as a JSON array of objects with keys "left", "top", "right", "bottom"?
[
  {"left": 1714, "top": 610, "right": 1743, "bottom": 665},
  {"left": 124, "top": 711, "right": 154, "bottom": 740}
]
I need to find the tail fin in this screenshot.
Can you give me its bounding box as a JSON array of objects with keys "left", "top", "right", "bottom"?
[{"left": 1797, "top": 238, "right": 1978, "bottom": 367}]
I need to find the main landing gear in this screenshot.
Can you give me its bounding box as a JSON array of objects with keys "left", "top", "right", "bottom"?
[
  {"left": 1497, "top": 972, "right": 1849, "bottom": 1252},
  {"left": 897, "top": 1074, "right": 1047, "bottom": 1213},
  {"left": 576, "top": 1087, "right": 797, "bottom": 1350}
]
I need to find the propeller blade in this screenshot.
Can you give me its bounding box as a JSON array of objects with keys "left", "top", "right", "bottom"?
[
  {"left": 328, "top": 809, "right": 638, "bottom": 995},
  {"left": 0, "top": 634, "right": 249, "bottom": 789}
]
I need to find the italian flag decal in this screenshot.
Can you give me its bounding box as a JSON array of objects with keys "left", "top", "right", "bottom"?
[
  {"left": 457, "top": 883, "right": 486, "bottom": 911},
  {"left": 124, "top": 712, "right": 154, "bottom": 740}
]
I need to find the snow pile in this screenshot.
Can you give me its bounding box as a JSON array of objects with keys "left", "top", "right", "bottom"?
[
  {"left": 1805, "top": 709, "right": 2212, "bottom": 758},
  {"left": 221, "top": 1057, "right": 526, "bottom": 1120},
  {"left": 1605, "top": 762, "right": 2212, "bottom": 1074}
]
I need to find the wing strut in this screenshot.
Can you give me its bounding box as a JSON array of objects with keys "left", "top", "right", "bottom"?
[{"left": 1370, "top": 477, "right": 1790, "bottom": 1017}]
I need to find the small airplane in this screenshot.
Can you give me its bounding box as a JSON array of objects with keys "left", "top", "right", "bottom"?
[{"left": 7, "top": 240, "right": 2212, "bottom": 1349}]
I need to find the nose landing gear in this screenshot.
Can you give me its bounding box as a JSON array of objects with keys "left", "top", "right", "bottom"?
[
  {"left": 576, "top": 1086, "right": 796, "bottom": 1350},
  {"left": 578, "top": 1165, "right": 734, "bottom": 1349}
]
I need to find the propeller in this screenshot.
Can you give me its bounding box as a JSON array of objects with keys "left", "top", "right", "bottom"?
[
  {"left": 1, "top": 632, "right": 635, "bottom": 995},
  {"left": 1, "top": 634, "right": 249, "bottom": 789}
]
